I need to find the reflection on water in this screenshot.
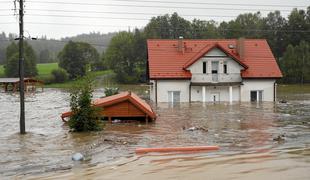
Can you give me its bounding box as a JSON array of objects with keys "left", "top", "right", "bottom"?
[{"left": 0, "top": 88, "right": 309, "bottom": 179}]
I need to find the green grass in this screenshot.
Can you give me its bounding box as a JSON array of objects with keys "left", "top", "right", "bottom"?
[
  {"left": 0, "top": 63, "right": 58, "bottom": 79},
  {"left": 0, "top": 62, "right": 115, "bottom": 88},
  {"left": 277, "top": 84, "right": 310, "bottom": 94},
  {"left": 45, "top": 70, "right": 114, "bottom": 88},
  {"left": 36, "top": 63, "right": 58, "bottom": 79},
  {"left": 0, "top": 65, "right": 4, "bottom": 78}
]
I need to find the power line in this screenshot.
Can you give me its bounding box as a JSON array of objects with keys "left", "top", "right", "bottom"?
[
  {"left": 23, "top": 13, "right": 239, "bottom": 20},
  {"left": 27, "top": 0, "right": 294, "bottom": 12},
  {"left": 16, "top": 22, "right": 310, "bottom": 33},
  {"left": 108, "top": 0, "right": 307, "bottom": 8},
  {"left": 26, "top": 22, "right": 139, "bottom": 28},
  {"left": 0, "top": 22, "right": 16, "bottom": 24},
  {"left": 0, "top": 13, "right": 238, "bottom": 20},
  {"left": 26, "top": 14, "right": 150, "bottom": 20},
  {"left": 25, "top": 9, "right": 238, "bottom": 18}
]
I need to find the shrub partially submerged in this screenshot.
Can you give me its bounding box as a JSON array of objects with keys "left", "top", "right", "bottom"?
[
  {"left": 68, "top": 77, "right": 103, "bottom": 132},
  {"left": 104, "top": 87, "right": 119, "bottom": 97},
  {"left": 51, "top": 68, "right": 68, "bottom": 83}
]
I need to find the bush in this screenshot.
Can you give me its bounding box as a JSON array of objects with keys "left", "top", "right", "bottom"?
[
  {"left": 51, "top": 68, "right": 68, "bottom": 83},
  {"left": 68, "top": 77, "right": 103, "bottom": 132},
  {"left": 104, "top": 87, "right": 119, "bottom": 97},
  {"left": 37, "top": 75, "right": 54, "bottom": 84}
]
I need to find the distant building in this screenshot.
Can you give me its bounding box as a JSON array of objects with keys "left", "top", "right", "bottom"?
[{"left": 147, "top": 38, "right": 282, "bottom": 103}]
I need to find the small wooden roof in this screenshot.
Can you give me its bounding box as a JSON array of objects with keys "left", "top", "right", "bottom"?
[
  {"left": 0, "top": 78, "right": 43, "bottom": 83},
  {"left": 61, "top": 91, "right": 156, "bottom": 120}
]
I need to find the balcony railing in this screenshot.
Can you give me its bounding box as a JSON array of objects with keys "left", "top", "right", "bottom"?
[{"left": 191, "top": 73, "right": 242, "bottom": 83}]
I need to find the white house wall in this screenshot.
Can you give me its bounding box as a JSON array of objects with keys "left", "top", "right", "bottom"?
[
  {"left": 149, "top": 80, "right": 155, "bottom": 102},
  {"left": 191, "top": 85, "right": 240, "bottom": 102},
  {"left": 187, "top": 48, "right": 244, "bottom": 83},
  {"left": 204, "top": 48, "right": 227, "bottom": 56},
  {"left": 156, "top": 80, "right": 190, "bottom": 102},
  {"left": 241, "top": 79, "right": 275, "bottom": 101}
]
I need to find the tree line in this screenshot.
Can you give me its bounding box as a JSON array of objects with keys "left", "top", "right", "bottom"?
[
  {"left": 2, "top": 7, "right": 310, "bottom": 83},
  {"left": 106, "top": 7, "right": 310, "bottom": 84}
]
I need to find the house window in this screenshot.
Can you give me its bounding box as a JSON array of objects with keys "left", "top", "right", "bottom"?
[
  {"left": 203, "top": 62, "right": 207, "bottom": 74},
  {"left": 250, "top": 90, "right": 263, "bottom": 102},
  {"left": 168, "top": 91, "right": 180, "bottom": 103},
  {"left": 211, "top": 61, "right": 219, "bottom": 82},
  {"left": 223, "top": 62, "right": 227, "bottom": 74},
  {"left": 211, "top": 61, "right": 219, "bottom": 74}
]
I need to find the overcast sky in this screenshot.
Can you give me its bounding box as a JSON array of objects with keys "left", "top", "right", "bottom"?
[{"left": 0, "top": 0, "right": 309, "bottom": 39}]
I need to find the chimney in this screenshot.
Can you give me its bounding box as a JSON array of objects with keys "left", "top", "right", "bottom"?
[
  {"left": 237, "top": 38, "right": 245, "bottom": 60},
  {"left": 178, "top": 36, "right": 184, "bottom": 53}
]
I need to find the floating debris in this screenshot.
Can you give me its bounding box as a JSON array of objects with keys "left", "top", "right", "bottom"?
[
  {"left": 72, "top": 153, "right": 84, "bottom": 161},
  {"left": 183, "top": 126, "right": 208, "bottom": 132},
  {"left": 279, "top": 100, "right": 288, "bottom": 103},
  {"left": 273, "top": 134, "right": 286, "bottom": 143},
  {"left": 112, "top": 119, "right": 121, "bottom": 123}
]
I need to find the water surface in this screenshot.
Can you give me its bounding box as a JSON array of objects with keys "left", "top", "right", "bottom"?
[{"left": 0, "top": 87, "right": 309, "bottom": 179}]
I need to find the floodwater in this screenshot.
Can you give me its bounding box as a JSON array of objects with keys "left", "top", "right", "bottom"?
[{"left": 0, "top": 87, "right": 310, "bottom": 179}]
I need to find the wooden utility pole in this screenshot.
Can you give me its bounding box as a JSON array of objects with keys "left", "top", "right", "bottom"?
[{"left": 19, "top": 0, "right": 25, "bottom": 134}]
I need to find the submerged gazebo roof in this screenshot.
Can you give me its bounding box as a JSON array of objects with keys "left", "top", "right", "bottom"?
[
  {"left": 0, "top": 78, "right": 43, "bottom": 83},
  {"left": 0, "top": 78, "right": 44, "bottom": 92},
  {"left": 61, "top": 91, "right": 156, "bottom": 122}
]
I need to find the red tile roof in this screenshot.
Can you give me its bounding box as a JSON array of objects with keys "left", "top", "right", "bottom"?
[
  {"left": 147, "top": 39, "right": 282, "bottom": 79},
  {"left": 61, "top": 91, "right": 156, "bottom": 120}
]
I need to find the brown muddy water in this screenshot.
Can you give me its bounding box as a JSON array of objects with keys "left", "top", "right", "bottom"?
[{"left": 0, "top": 88, "right": 310, "bottom": 179}]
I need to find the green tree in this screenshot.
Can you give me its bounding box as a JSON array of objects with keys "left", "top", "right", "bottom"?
[
  {"left": 39, "top": 49, "right": 50, "bottom": 63},
  {"left": 58, "top": 41, "right": 100, "bottom": 79},
  {"left": 281, "top": 41, "right": 310, "bottom": 83},
  {"left": 287, "top": 8, "right": 309, "bottom": 46},
  {"left": 219, "top": 12, "right": 264, "bottom": 38},
  {"left": 262, "top": 11, "right": 288, "bottom": 59},
  {"left": 4, "top": 41, "right": 38, "bottom": 77},
  {"left": 68, "top": 77, "right": 102, "bottom": 132},
  {"left": 191, "top": 19, "right": 221, "bottom": 39},
  {"left": 169, "top": 12, "right": 192, "bottom": 39},
  {"left": 144, "top": 12, "right": 191, "bottom": 39},
  {"left": 104, "top": 31, "right": 145, "bottom": 83},
  {"left": 144, "top": 14, "right": 171, "bottom": 39}
]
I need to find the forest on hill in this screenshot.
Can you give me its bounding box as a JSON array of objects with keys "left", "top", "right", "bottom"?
[{"left": 0, "top": 32, "right": 116, "bottom": 64}]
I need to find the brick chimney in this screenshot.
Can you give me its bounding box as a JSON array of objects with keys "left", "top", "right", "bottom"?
[
  {"left": 237, "top": 38, "right": 245, "bottom": 60},
  {"left": 178, "top": 36, "right": 184, "bottom": 53}
]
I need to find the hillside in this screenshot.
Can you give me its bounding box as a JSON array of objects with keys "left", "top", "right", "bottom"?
[{"left": 0, "top": 32, "right": 116, "bottom": 64}]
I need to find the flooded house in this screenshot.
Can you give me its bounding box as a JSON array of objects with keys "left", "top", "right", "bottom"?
[{"left": 147, "top": 38, "right": 282, "bottom": 103}]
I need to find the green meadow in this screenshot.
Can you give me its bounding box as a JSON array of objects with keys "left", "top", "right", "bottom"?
[
  {"left": 0, "top": 63, "right": 58, "bottom": 79},
  {"left": 0, "top": 65, "right": 4, "bottom": 78}
]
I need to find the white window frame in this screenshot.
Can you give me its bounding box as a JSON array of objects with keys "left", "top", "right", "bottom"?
[
  {"left": 168, "top": 91, "right": 181, "bottom": 103},
  {"left": 250, "top": 90, "right": 264, "bottom": 102}
]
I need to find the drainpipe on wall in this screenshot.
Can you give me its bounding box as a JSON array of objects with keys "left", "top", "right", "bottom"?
[
  {"left": 274, "top": 82, "right": 277, "bottom": 102},
  {"left": 155, "top": 80, "right": 158, "bottom": 104},
  {"left": 189, "top": 83, "right": 191, "bottom": 103}
]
